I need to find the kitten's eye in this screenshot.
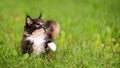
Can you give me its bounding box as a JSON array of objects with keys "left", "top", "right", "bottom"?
[
  {"left": 38, "top": 21, "right": 43, "bottom": 25},
  {"left": 40, "top": 23, "right": 43, "bottom": 25}
]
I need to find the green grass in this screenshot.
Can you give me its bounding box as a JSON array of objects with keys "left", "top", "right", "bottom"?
[{"left": 0, "top": 0, "right": 120, "bottom": 68}]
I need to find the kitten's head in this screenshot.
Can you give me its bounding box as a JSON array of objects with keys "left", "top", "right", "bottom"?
[{"left": 25, "top": 14, "right": 45, "bottom": 34}]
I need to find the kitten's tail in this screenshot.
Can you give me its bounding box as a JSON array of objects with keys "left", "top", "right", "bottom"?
[{"left": 45, "top": 20, "right": 60, "bottom": 39}]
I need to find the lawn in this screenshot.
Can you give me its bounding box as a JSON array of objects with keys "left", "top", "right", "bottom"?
[{"left": 0, "top": 0, "right": 120, "bottom": 68}]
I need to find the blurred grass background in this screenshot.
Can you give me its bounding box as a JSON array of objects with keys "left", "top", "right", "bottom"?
[{"left": 0, "top": 0, "right": 120, "bottom": 68}]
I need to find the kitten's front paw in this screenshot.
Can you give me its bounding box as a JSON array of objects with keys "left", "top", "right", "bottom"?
[{"left": 47, "top": 42, "right": 56, "bottom": 51}]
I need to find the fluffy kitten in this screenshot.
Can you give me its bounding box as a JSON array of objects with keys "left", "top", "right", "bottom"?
[{"left": 21, "top": 14, "right": 60, "bottom": 55}]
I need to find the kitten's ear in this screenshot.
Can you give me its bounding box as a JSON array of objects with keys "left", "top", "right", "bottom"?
[
  {"left": 26, "top": 15, "right": 32, "bottom": 25},
  {"left": 38, "top": 13, "right": 43, "bottom": 20}
]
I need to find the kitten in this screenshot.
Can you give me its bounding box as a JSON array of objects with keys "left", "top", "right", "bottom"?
[{"left": 21, "top": 14, "right": 60, "bottom": 55}]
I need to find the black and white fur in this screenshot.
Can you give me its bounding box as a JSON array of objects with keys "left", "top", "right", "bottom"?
[
  {"left": 21, "top": 14, "right": 60, "bottom": 55},
  {"left": 26, "top": 28, "right": 56, "bottom": 55}
]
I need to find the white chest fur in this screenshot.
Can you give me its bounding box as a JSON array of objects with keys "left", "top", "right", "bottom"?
[
  {"left": 26, "top": 29, "right": 56, "bottom": 55},
  {"left": 27, "top": 33, "right": 47, "bottom": 55}
]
